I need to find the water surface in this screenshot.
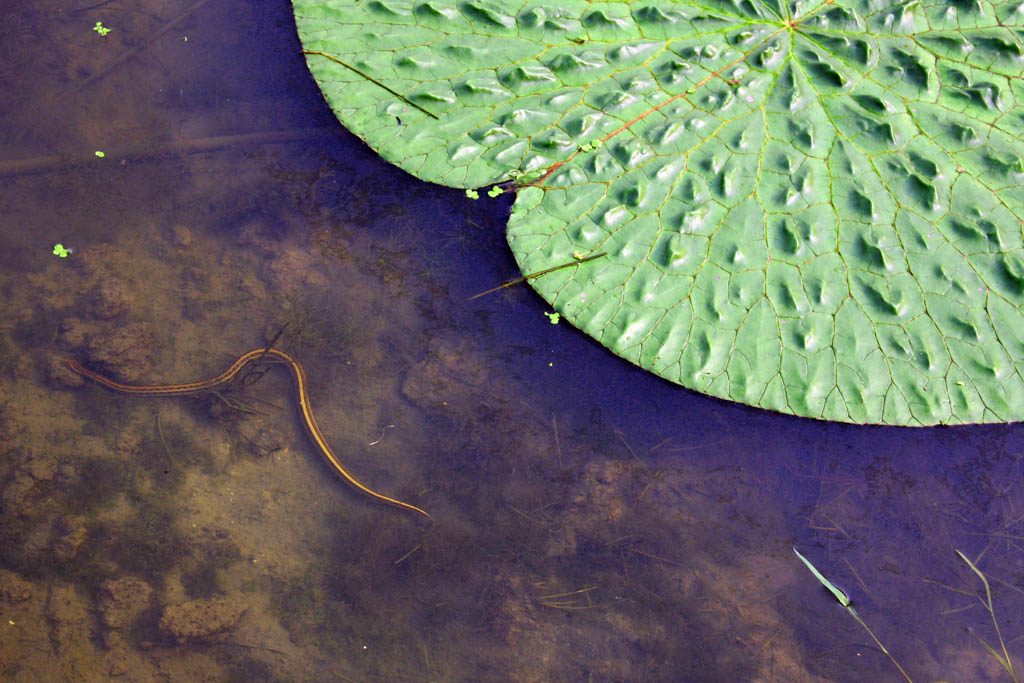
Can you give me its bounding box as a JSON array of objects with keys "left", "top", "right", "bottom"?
[{"left": 1, "top": 1, "right": 1022, "bottom": 681}]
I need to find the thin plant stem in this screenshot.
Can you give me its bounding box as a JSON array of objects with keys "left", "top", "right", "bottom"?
[
  {"left": 155, "top": 412, "right": 175, "bottom": 465},
  {"left": 0, "top": 128, "right": 335, "bottom": 177},
  {"left": 955, "top": 549, "right": 1018, "bottom": 681},
  {"left": 469, "top": 252, "right": 606, "bottom": 300}
]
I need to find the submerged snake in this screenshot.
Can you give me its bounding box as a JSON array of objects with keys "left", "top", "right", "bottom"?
[{"left": 66, "top": 348, "right": 432, "bottom": 522}]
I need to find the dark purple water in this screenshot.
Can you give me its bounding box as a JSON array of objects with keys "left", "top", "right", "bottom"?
[{"left": 1, "top": 1, "right": 1022, "bottom": 680}]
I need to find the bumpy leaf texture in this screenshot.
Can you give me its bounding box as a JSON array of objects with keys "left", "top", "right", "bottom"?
[{"left": 293, "top": 0, "right": 1024, "bottom": 425}]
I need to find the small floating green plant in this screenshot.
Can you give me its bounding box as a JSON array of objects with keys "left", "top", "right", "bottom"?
[
  {"left": 92, "top": 21, "right": 111, "bottom": 36},
  {"left": 793, "top": 547, "right": 911, "bottom": 682}
]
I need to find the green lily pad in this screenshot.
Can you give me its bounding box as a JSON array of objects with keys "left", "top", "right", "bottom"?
[{"left": 292, "top": 0, "right": 1024, "bottom": 425}]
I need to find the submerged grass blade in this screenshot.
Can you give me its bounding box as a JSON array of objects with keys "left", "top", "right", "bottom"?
[
  {"left": 955, "top": 549, "right": 1017, "bottom": 682},
  {"left": 966, "top": 627, "right": 1013, "bottom": 676},
  {"left": 794, "top": 547, "right": 850, "bottom": 606},
  {"left": 793, "top": 548, "right": 912, "bottom": 683}
]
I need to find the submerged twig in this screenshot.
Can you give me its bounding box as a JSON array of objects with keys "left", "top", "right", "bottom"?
[
  {"left": 551, "top": 415, "right": 562, "bottom": 468},
  {"left": 259, "top": 323, "right": 290, "bottom": 363},
  {"left": 69, "top": 0, "right": 215, "bottom": 95},
  {"left": 210, "top": 391, "right": 266, "bottom": 416},
  {"left": 0, "top": 128, "right": 335, "bottom": 177},
  {"left": 469, "top": 252, "right": 606, "bottom": 300},
  {"left": 393, "top": 542, "right": 423, "bottom": 566},
  {"left": 536, "top": 585, "right": 602, "bottom": 610},
  {"left": 219, "top": 640, "right": 291, "bottom": 657},
  {"left": 155, "top": 412, "right": 176, "bottom": 465}
]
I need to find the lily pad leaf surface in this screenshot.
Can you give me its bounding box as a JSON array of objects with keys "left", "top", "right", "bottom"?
[{"left": 293, "top": 0, "right": 1024, "bottom": 425}]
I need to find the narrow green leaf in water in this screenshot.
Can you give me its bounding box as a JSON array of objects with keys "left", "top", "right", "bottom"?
[
  {"left": 794, "top": 547, "right": 850, "bottom": 607},
  {"left": 955, "top": 549, "right": 1017, "bottom": 680},
  {"left": 794, "top": 548, "right": 912, "bottom": 681}
]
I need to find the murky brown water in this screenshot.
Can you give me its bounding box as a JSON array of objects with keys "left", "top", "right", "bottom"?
[{"left": 2, "top": 1, "right": 1023, "bottom": 681}]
